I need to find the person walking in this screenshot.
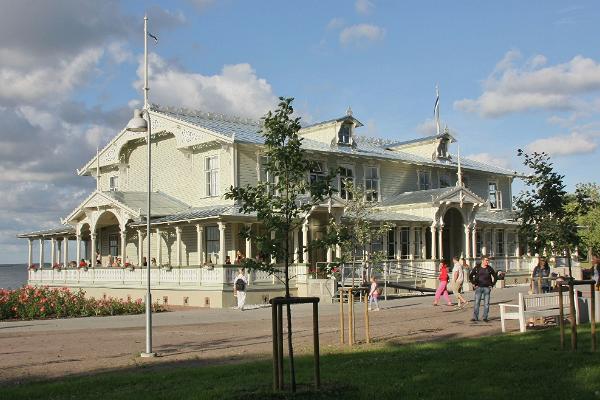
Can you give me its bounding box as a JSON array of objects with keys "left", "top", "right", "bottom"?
[
  {"left": 368, "top": 276, "right": 380, "bottom": 311},
  {"left": 233, "top": 268, "right": 248, "bottom": 311},
  {"left": 469, "top": 257, "right": 498, "bottom": 322},
  {"left": 452, "top": 256, "right": 468, "bottom": 308},
  {"left": 433, "top": 260, "right": 453, "bottom": 306}
]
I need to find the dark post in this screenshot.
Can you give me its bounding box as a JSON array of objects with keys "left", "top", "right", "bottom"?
[
  {"left": 364, "top": 289, "right": 370, "bottom": 344},
  {"left": 339, "top": 288, "right": 345, "bottom": 344},
  {"left": 277, "top": 303, "right": 284, "bottom": 389},
  {"left": 313, "top": 302, "right": 320, "bottom": 388},
  {"left": 272, "top": 303, "right": 279, "bottom": 390},
  {"left": 591, "top": 282, "right": 596, "bottom": 352},
  {"left": 558, "top": 283, "right": 565, "bottom": 350},
  {"left": 568, "top": 280, "right": 577, "bottom": 351}
]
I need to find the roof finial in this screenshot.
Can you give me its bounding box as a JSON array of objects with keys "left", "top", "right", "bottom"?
[
  {"left": 346, "top": 106, "right": 353, "bottom": 116},
  {"left": 444, "top": 124, "right": 449, "bottom": 134}
]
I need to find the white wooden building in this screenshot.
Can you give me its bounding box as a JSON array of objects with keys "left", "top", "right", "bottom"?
[{"left": 18, "top": 105, "right": 527, "bottom": 307}]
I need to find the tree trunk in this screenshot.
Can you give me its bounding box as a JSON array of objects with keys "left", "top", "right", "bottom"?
[{"left": 284, "top": 231, "right": 296, "bottom": 392}]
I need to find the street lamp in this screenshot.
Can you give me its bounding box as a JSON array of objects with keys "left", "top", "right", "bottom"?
[{"left": 126, "top": 15, "right": 155, "bottom": 358}]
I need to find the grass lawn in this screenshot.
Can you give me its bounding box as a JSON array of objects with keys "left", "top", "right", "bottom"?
[{"left": 4, "top": 328, "right": 600, "bottom": 400}]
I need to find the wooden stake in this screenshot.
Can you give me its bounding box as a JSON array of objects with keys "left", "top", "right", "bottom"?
[
  {"left": 339, "top": 288, "right": 345, "bottom": 345},
  {"left": 591, "top": 282, "right": 596, "bottom": 352},
  {"left": 365, "top": 290, "right": 370, "bottom": 344},
  {"left": 558, "top": 283, "right": 565, "bottom": 350},
  {"left": 568, "top": 281, "right": 577, "bottom": 351}
]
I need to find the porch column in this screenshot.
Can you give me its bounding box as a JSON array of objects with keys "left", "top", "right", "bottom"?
[
  {"left": 27, "top": 239, "right": 33, "bottom": 267},
  {"left": 421, "top": 226, "right": 426, "bottom": 260},
  {"left": 120, "top": 230, "right": 126, "bottom": 262},
  {"left": 464, "top": 224, "right": 471, "bottom": 259},
  {"left": 137, "top": 230, "right": 143, "bottom": 266},
  {"left": 156, "top": 228, "right": 162, "bottom": 265},
  {"left": 481, "top": 228, "right": 488, "bottom": 256},
  {"left": 395, "top": 225, "right": 401, "bottom": 261},
  {"left": 57, "top": 239, "right": 61, "bottom": 266},
  {"left": 408, "top": 226, "right": 415, "bottom": 260},
  {"left": 334, "top": 214, "right": 342, "bottom": 260},
  {"left": 270, "top": 230, "right": 276, "bottom": 264},
  {"left": 90, "top": 233, "right": 96, "bottom": 266},
  {"left": 196, "top": 225, "right": 204, "bottom": 265},
  {"left": 382, "top": 227, "right": 389, "bottom": 260},
  {"left": 491, "top": 228, "right": 497, "bottom": 257},
  {"left": 471, "top": 225, "right": 477, "bottom": 260},
  {"left": 302, "top": 219, "right": 309, "bottom": 264},
  {"left": 63, "top": 236, "right": 69, "bottom": 266},
  {"left": 515, "top": 230, "right": 521, "bottom": 270},
  {"left": 39, "top": 238, "right": 44, "bottom": 268},
  {"left": 245, "top": 224, "right": 252, "bottom": 260},
  {"left": 430, "top": 225, "right": 437, "bottom": 260},
  {"left": 175, "top": 226, "right": 182, "bottom": 266},
  {"left": 50, "top": 238, "right": 56, "bottom": 266},
  {"left": 76, "top": 234, "right": 81, "bottom": 265},
  {"left": 218, "top": 222, "right": 226, "bottom": 264},
  {"left": 293, "top": 228, "right": 299, "bottom": 263},
  {"left": 437, "top": 225, "right": 444, "bottom": 260}
]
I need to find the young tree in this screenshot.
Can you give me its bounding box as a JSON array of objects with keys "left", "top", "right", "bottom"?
[
  {"left": 322, "top": 180, "right": 392, "bottom": 285},
  {"left": 515, "top": 150, "right": 579, "bottom": 274},
  {"left": 568, "top": 183, "right": 600, "bottom": 258},
  {"left": 225, "top": 97, "right": 335, "bottom": 392}
]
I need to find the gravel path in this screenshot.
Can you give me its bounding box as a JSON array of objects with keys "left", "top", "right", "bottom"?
[{"left": 0, "top": 286, "right": 528, "bottom": 384}]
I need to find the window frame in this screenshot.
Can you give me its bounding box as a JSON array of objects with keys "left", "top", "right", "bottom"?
[
  {"left": 204, "top": 225, "right": 220, "bottom": 263},
  {"left": 205, "top": 155, "right": 220, "bottom": 197},
  {"left": 400, "top": 227, "right": 410, "bottom": 259},
  {"left": 108, "top": 233, "right": 119, "bottom": 257},
  {"left": 309, "top": 160, "right": 327, "bottom": 185},
  {"left": 109, "top": 175, "right": 119, "bottom": 191},
  {"left": 338, "top": 122, "right": 352, "bottom": 145},
  {"left": 488, "top": 181, "right": 503, "bottom": 210},
  {"left": 364, "top": 165, "right": 380, "bottom": 202},
  {"left": 338, "top": 164, "right": 355, "bottom": 200},
  {"left": 417, "top": 170, "right": 431, "bottom": 190},
  {"left": 438, "top": 173, "right": 451, "bottom": 188}
]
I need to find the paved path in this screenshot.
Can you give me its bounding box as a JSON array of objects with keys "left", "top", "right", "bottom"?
[{"left": 0, "top": 286, "right": 528, "bottom": 384}]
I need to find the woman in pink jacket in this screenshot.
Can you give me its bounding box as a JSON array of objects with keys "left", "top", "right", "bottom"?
[{"left": 433, "top": 260, "right": 453, "bottom": 306}]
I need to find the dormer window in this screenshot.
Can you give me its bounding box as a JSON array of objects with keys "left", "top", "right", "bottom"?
[
  {"left": 109, "top": 176, "right": 119, "bottom": 191},
  {"left": 338, "top": 122, "right": 352, "bottom": 144}
]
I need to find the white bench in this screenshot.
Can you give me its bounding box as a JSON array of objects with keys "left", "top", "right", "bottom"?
[{"left": 499, "top": 292, "right": 580, "bottom": 333}]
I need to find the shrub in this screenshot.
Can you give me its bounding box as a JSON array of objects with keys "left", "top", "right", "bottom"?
[{"left": 0, "top": 286, "right": 165, "bottom": 321}]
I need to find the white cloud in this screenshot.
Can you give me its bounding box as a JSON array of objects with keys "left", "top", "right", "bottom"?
[
  {"left": 355, "top": 0, "right": 374, "bottom": 15},
  {"left": 415, "top": 118, "right": 438, "bottom": 136},
  {"left": 137, "top": 53, "right": 278, "bottom": 118},
  {"left": 525, "top": 131, "right": 597, "bottom": 156},
  {"left": 339, "top": 24, "right": 385, "bottom": 46},
  {"left": 455, "top": 51, "right": 600, "bottom": 117},
  {"left": 327, "top": 17, "right": 345, "bottom": 30},
  {"left": 466, "top": 153, "right": 511, "bottom": 169}
]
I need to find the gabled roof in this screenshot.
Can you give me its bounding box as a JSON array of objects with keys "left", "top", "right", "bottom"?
[
  {"left": 386, "top": 132, "right": 455, "bottom": 149},
  {"left": 17, "top": 226, "right": 76, "bottom": 239},
  {"left": 302, "top": 114, "right": 364, "bottom": 130}
]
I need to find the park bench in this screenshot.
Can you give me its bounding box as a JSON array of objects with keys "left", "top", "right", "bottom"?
[{"left": 499, "top": 292, "right": 580, "bottom": 333}]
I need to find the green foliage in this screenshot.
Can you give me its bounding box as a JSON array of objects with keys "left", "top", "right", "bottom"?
[
  {"left": 0, "top": 285, "right": 164, "bottom": 320},
  {"left": 319, "top": 180, "right": 392, "bottom": 280},
  {"left": 569, "top": 183, "right": 600, "bottom": 257},
  {"left": 515, "top": 150, "right": 579, "bottom": 256},
  {"left": 225, "top": 97, "right": 337, "bottom": 291}
]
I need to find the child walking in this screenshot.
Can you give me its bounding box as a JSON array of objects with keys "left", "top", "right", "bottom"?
[{"left": 369, "top": 276, "right": 380, "bottom": 311}]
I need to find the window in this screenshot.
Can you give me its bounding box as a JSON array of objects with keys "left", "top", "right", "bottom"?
[
  {"left": 496, "top": 229, "right": 505, "bottom": 256},
  {"left": 439, "top": 173, "right": 451, "bottom": 188},
  {"left": 338, "top": 123, "right": 351, "bottom": 144},
  {"left": 365, "top": 166, "right": 380, "bottom": 201},
  {"left": 205, "top": 156, "right": 219, "bottom": 197},
  {"left": 370, "top": 235, "right": 383, "bottom": 255},
  {"left": 259, "top": 155, "right": 276, "bottom": 193},
  {"left": 488, "top": 182, "right": 502, "bottom": 210},
  {"left": 108, "top": 234, "right": 119, "bottom": 257},
  {"left": 339, "top": 166, "right": 354, "bottom": 200},
  {"left": 205, "top": 226, "right": 220, "bottom": 263},
  {"left": 417, "top": 170, "right": 431, "bottom": 190},
  {"left": 109, "top": 176, "right": 119, "bottom": 191},
  {"left": 507, "top": 231, "right": 517, "bottom": 256},
  {"left": 309, "top": 161, "right": 326, "bottom": 184},
  {"left": 475, "top": 229, "right": 482, "bottom": 257},
  {"left": 484, "top": 230, "right": 492, "bottom": 256},
  {"left": 414, "top": 229, "right": 422, "bottom": 259},
  {"left": 387, "top": 228, "right": 396, "bottom": 259},
  {"left": 400, "top": 227, "right": 410, "bottom": 259}
]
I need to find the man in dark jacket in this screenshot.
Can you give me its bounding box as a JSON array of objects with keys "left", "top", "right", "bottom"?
[{"left": 469, "top": 257, "right": 498, "bottom": 322}]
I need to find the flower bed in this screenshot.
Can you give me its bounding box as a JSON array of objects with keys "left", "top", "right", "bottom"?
[{"left": 0, "top": 286, "right": 165, "bottom": 321}]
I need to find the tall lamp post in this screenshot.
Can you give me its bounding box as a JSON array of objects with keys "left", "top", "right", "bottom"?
[{"left": 126, "top": 15, "right": 155, "bottom": 358}]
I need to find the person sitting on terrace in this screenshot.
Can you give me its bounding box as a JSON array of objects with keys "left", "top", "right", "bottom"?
[
  {"left": 225, "top": 255, "right": 232, "bottom": 265},
  {"left": 79, "top": 259, "right": 87, "bottom": 268},
  {"left": 143, "top": 256, "right": 147, "bottom": 267},
  {"left": 151, "top": 257, "right": 157, "bottom": 267},
  {"left": 204, "top": 257, "right": 214, "bottom": 267},
  {"left": 235, "top": 250, "right": 245, "bottom": 264}
]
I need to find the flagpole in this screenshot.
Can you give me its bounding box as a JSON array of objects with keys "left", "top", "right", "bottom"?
[{"left": 435, "top": 84, "right": 440, "bottom": 135}]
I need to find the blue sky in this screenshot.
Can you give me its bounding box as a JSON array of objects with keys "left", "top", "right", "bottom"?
[{"left": 1, "top": 0, "right": 599, "bottom": 263}]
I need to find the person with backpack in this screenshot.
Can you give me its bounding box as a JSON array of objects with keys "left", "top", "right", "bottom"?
[
  {"left": 233, "top": 268, "right": 248, "bottom": 311},
  {"left": 469, "top": 257, "right": 498, "bottom": 322}
]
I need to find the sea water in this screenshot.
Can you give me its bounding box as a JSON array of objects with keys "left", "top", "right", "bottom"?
[{"left": 0, "top": 264, "right": 28, "bottom": 289}]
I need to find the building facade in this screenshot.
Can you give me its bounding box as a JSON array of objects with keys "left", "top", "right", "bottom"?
[{"left": 19, "top": 105, "right": 527, "bottom": 307}]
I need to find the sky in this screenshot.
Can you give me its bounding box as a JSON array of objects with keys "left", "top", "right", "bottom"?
[{"left": 1, "top": 0, "right": 600, "bottom": 263}]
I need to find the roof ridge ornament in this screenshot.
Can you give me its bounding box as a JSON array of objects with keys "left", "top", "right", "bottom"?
[{"left": 346, "top": 106, "right": 353, "bottom": 116}]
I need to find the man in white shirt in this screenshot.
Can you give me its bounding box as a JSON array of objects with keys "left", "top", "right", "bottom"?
[
  {"left": 233, "top": 268, "right": 248, "bottom": 311},
  {"left": 452, "top": 256, "right": 468, "bottom": 308}
]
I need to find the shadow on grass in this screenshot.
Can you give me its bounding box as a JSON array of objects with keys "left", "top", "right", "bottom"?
[{"left": 3, "top": 328, "right": 600, "bottom": 400}]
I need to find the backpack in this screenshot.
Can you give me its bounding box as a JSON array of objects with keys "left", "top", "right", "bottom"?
[{"left": 235, "top": 278, "right": 246, "bottom": 291}]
